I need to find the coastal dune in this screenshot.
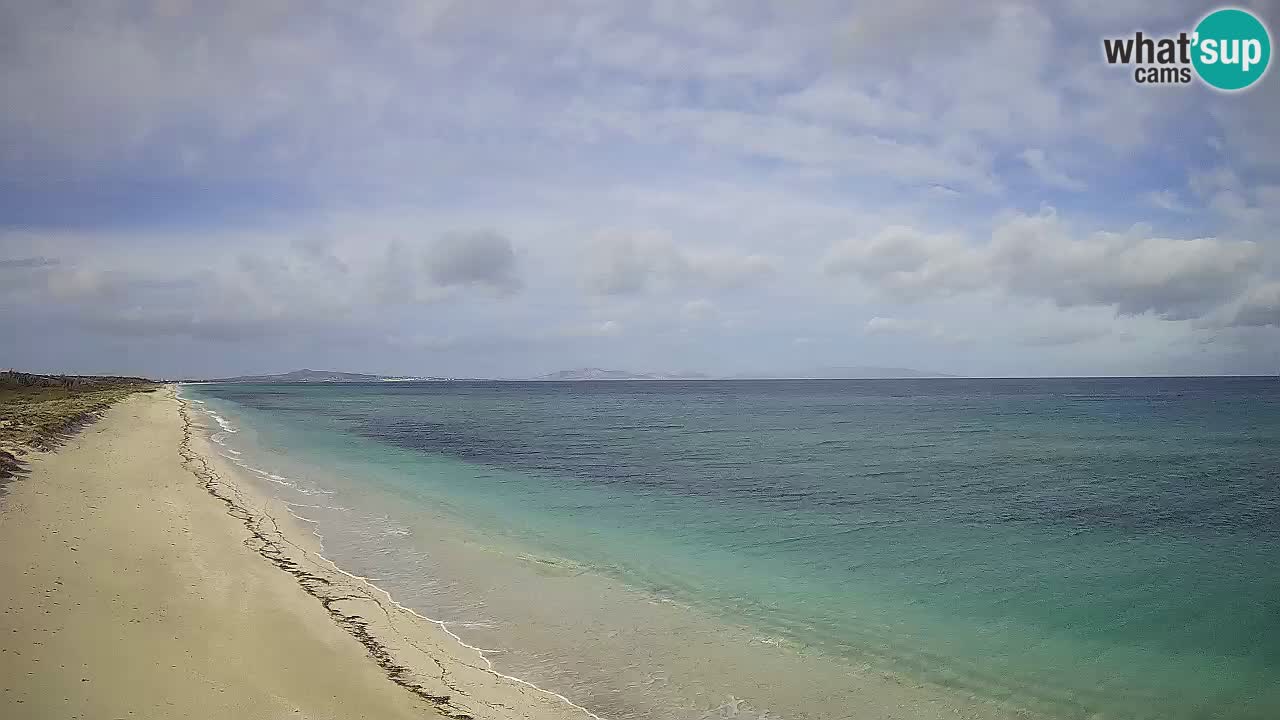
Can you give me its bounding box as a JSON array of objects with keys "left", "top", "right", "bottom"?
[{"left": 0, "top": 389, "right": 593, "bottom": 720}]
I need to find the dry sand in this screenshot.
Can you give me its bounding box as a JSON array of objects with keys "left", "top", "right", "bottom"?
[{"left": 0, "top": 388, "right": 595, "bottom": 720}]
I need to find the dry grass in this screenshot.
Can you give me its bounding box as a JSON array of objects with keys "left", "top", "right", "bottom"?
[{"left": 0, "top": 371, "right": 159, "bottom": 480}]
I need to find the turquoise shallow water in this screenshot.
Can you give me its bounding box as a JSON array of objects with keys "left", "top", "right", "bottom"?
[{"left": 185, "top": 378, "right": 1280, "bottom": 719}]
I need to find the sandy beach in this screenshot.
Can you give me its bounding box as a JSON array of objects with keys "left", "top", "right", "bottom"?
[{"left": 0, "top": 388, "right": 594, "bottom": 720}]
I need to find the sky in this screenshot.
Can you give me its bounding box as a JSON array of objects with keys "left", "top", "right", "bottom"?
[{"left": 1, "top": 0, "right": 1279, "bottom": 379}]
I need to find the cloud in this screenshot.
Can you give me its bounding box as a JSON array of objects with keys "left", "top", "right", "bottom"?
[
  {"left": 373, "top": 232, "right": 525, "bottom": 305},
  {"left": 822, "top": 226, "right": 984, "bottom": 298},
  {"left": 1016, "top": 325, "right": 1112, "bottom": 347},
  {"left": 1187, "top": 168, "right": 1280, "bottom": 245},
  {"left": 841, "top": 2, "right": 1008, "bottom": 59},
  {"left": 565, "top": 104, "right": 1001, "bottom": 192},
  {"left": 587, "top": 319, "right": 622, "bottom": 337},
  {"left": 990, "top": 212, "right": 1260, "bottom": 320},
  {"left": 864, "top": 316, "right": 919, "bottom": 335},
  {"left": 0, "top": 256, "right": 60, "bottom": 269},
  {"left": 1143, "top": 190, "right": 1191, "bottom": 213},
  {"left": 778, "top": 80, "right": 927, "bottom": 133},
  {"left": 1019, "top": 148, "right": 1086, "bottom": 191},
  {"left": 1189, "top": 167, "right": 1242, "bottom": 199},
  {"left": 1208, "top": 60, "right": 1280, "bottom": 170},
  {"left": 555, "top": 319, "right": 624, "bottom": 339},
  {"left": 1230, "top": 283, "right": 1280, "bottom": 328},
  {"left": 583, "top": 232, "right": 776, "bottom": 296},
  {"left": 680, "top": 299, "right": 719, "bottom": 323},
  {"left": 0, "top": 225, "right": 526, "bottom": 342},
  {"left": 863, "top": 316, "right": 971, "bottom": 345},
  {"left": 835, "top": 2, "right": 1182, "bottom": 152},
  {"left": 826, "top": 210, "right": 1261, "bottom": 320},
  {"left": 583, "top": 233, "right": 662, "bottom": 295},
  {"left": 426, "top": 231, "right": 521, "bottom": 294},
  {"left": 72, "top": 305, "right": 304, "bottom": 342},
  {"left": 4, "top": 253, "right": 356, "bottom": 342},
  {"left": 0, "top": 0, "right": 1208, "bottom": 200},
  {"left": 1062, "top": 0, "right": 1201, "bottom": 25}
]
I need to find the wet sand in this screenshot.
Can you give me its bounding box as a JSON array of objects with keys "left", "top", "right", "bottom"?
[{"left": 0, "top": 388, "right": 595, "bottom": 720}]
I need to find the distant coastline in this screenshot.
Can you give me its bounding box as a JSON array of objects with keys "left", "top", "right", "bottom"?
[
  {"left": 193, "top": 366, "right": 959, "bottom": 383},
  {"left": 194, "top": 369, "right": 454, "bottom": 383}
]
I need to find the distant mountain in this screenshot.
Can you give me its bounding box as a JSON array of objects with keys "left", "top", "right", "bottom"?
[
  {"left": 198, "top": 369, "right": 439, "bottom": 383},
  {"left": 196, "top": 366, "right": 953, "bottom": 383},
  {"left": 531, "top": 368, "right": 713, "bottom": 381}
]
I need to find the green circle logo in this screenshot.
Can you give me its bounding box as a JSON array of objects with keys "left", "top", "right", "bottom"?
[{"left": 1193, "top": 8, "right": 1271, "bottom": 91}]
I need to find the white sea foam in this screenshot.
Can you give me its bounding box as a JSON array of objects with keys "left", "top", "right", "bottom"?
[
  {"left": 220, "top": 449, "right": 342, "bottom": 504},
  {"left": 248, "top": 466, "right": 294, "bottom": 487},
  {"left": 208, "top": 411, "right": 237, "bottom": 433},
  {"left": 287, "top": 502, "right": 351, "bottom": 513}
]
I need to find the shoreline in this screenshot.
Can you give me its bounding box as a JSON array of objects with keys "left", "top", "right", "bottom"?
[
  {"left": 1, "top": 387, "right": 438, "bottom": 718},
  {"left": 0, "top": 386, "right": 599, "bottom": 720},
  {"left": 5, "top": 382, "right": 1075, "bottom": 720},
  {"left": 176, "top": 389, "right": 608, "bottom": 720}
]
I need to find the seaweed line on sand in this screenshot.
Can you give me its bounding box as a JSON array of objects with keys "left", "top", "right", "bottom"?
[
  {"left": 176, "top": 390, "right": 481, "bottom": 720},
  {"left": 175, "top": 389, "right": 613, "bottom": 720}
]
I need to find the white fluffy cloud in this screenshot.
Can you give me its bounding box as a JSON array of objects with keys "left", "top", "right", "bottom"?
[
  {"left": 826, "top": 210, "right": 1261, "bottom": 320},
  {"left": 1, "top": 225, "right": 525, "bottom": 342},
  {"left": 823, "top": 227, "right": 985, "bottom": 299},
  {"left": 1230, "top": 283, "right": 1280, "bottom": 328},
  {"left": 583, "top": 232, "right": 777, "bottom": 296},
  {"left": 425, "top": 232, "right": 520, "bottom": 294}
]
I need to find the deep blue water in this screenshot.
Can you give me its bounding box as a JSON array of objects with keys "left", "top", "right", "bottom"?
[{"left": 186, "top": 378, "right": 1280, "bottom": 719}]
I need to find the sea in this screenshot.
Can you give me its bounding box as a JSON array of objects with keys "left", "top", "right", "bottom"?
[{"left": 180, "top": 378, "right": 1280, "bottom": 720}]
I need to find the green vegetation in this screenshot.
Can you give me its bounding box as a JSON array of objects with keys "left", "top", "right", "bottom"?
[{"left": 0, "top": 371, "right": 159, "bottom": 479}]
